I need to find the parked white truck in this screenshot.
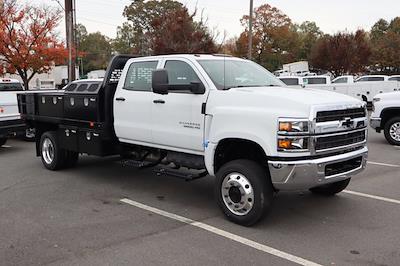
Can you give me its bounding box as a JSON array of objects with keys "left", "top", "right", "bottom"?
[
  {"left": 0, "top": 78, "right": 27, "bottom": 146},
  {"left": 18, "top": 55, "right": 368, "bottom": 226},
  {"left": 283, "top": 75, "right": 400, "bottom": 107},
  {"left": 370, "top": 92, "right": 400, "bottom": 145}
]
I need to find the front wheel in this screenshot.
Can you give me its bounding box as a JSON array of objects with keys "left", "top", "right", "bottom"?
[
  {"left": 384, "top": 117, "right": 400, "bottom": 146},
  {"left": 0, "top": 138, "right": 7, "bottom": 147},
  {"left": 310, "top": 178, "right": 351, "bottom": 196},
  {"left": 215, "top": 159, "right": 274, "bottom": 226}
]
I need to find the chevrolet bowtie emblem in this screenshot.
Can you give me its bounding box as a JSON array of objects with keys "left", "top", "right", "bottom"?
[{"left": 341, "top": 118, "right": 354, "bottom": 128}]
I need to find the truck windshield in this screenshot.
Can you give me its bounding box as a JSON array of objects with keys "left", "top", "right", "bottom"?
[
  {"left": 197, "top": 59, "right": 285, "bottom": 90},
  {"left": 0, "top": 83, "right": 23, "bottom": 91}
]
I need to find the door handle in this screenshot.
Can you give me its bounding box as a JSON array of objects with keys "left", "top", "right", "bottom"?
[
  {"left": 116, "top": 97, "right": 126, "bottom": 101},
  {"left": 153, "top": 99, "right": 165, "bottom": 104}
]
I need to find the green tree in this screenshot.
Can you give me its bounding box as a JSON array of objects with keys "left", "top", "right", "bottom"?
[
  {"left": 370, "top": 17, "right": 400, "bottom": 73},
  {"left": 113, "top": 23, "right": 137, "bottom": 54},
  {"left": 80, "top": 32, "right": 112, "bottom": 73},
  {"left": 296, "top": 21, "right": 323, "bottom": 60}
]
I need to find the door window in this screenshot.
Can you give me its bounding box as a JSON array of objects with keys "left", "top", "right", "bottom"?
[
  {"left": 332, "top": 77, "right": 348, "bottom": 84},
  {"left": 0, "top": 82, "right": 23, "bottom": 91},
  {"left": 280, "top": 78, "right": 299, "bottom": 85},
  {"left": 124, "top": 61, "right": 158, "bottom": 91},
  {"left": 303, "top": 77, "right": 327, "bottom": 84},
  {"left": 164, "top": 60, "right": 201, "bottom": 85}
]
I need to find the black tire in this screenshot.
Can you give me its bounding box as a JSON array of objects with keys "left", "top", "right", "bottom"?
[
  {"left": 384, "top": 116, "right": 400, "bottom": 146},
  {"left": 0, "top": 138, "right": 7, "bottom": 147},
  {"left": 310, "top": 178, "right": 351, "bottom": 196},
  {"left": 215, "top": 159, "right": 274, "bottom": 226},
  {"left": 40, "top": 131, "right": 66, "bottom": 171},
  {"left": 64, "top": 150, "right": 79, "bottom": 168},
  {"left": 22, "top": 128, "right": 36, "bottom": 142}
]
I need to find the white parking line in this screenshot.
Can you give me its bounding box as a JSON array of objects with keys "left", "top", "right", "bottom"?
[
  {"left": 368, "top": 161, "right": 400, "bottom": 168},
  {"left": 344, "top": 190, "right": 400, "bottom": 205},
  {"left": 120, "top": 198, "right": 322, "bottom": 266}
]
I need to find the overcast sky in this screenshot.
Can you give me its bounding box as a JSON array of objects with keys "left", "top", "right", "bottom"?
[{"left": 39, "top": 0, "right": 400, "bottom": 41}]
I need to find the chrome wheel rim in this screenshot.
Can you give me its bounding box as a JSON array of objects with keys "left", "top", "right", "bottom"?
[
  {"left": 42, "top": 138, "right": 55, "bottom": 165},
  {"left": 221, "top": 172, "right": 254, "bottom": 216},
  {"left": 389, "top": 122, "right": 400, "bottom": 142}
]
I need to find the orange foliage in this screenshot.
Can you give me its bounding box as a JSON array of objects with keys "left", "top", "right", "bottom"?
[{"left": 0, "top": 0, "right": 68, "bottom": 89}]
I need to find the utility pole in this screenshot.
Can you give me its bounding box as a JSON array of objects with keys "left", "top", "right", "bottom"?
[
  {"left": 65, "top": 0, "right": 76, "bottom": 82},
  {"left": 248, "top": 0, "right": 253, "bottom": 60}
]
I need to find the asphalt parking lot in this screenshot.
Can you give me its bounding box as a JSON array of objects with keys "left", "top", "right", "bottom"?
[{"left": 1, "top": 129, "right": 400, "bottom": 266}]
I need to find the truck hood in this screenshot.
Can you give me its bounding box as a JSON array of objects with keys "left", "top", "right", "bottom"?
[
  {"left": 230, "top": 86, "right": 360, "bottom": 106},
  {"left": 208, "top": 86, "right": 364, "bottom": 119},
  {"left": 374, "top": 91, "right": 400, "bottom": 100}
]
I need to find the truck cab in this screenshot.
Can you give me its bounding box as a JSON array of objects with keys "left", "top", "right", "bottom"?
[
  {"left": 370, "top": 91, "right": 400, "bottom": 145},
  {"left": 19, "top": 55, "right": 368, "bottom": 226},
  {"left": 0, "top": 78, "right": 26, "bottom": 146}
]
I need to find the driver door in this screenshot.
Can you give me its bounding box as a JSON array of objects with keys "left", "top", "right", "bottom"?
[{"left": 151, "top": 58, "right": 209, "bottom": 153}]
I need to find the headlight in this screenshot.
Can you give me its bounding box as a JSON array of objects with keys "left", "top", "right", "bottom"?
[
  {"left": 278, "top": 137, "right": 309, "bottom": 151},
  {"left": 278, "top": 119, "right": 309, "bottom": 133},
  {"left": 277, "top": 118, "right": 310, "bottom": 152}
]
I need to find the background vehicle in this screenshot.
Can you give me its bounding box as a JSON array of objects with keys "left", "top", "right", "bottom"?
[
  {"left": 18, "top": 54, "right": 368, "bottom": 226},
  {"left": 355, "top": 75, "right": 389, "bottom": 82},
  {"left": 283, "top": 75, "right": 400, "bottom": 108},
  {"left": 278, "top": 76, "right": 304, "bottom": 86},
  {"left": 332, "top": 75, "right": 355, "bottom": 84},
  {"left": 0, "top": 79, "right": 27, "bottom": 145},
  {"left": 303, "top": 75, "right": 331, "bottom": 85},
  {"left": 370, "top": 92, "right": 400, "bottom": 145},
  {"left": 388, "top": 75, "right": 400, "bottom": 82}
]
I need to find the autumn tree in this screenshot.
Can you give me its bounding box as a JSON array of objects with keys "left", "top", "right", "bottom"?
[
  {"left": 310, "top": 30, "right": 371, "bottom": 76},
  {"left": 370, "top": 17, "right": 400, "bottom": 73},
  {"left": 116, "top": 0, "right": 183, "bottom": 55},
  {"left": 237, "top": 4, "right": 300, "bottom": 70},
  {"left": 0, "top": 0, "right": 67, "bottom": 89},
  {"left": 115, "top": 0, "right": 216, "bottom": 55},
  {"left": 151, "top": 7, "right": 217, "bottom": 54}
]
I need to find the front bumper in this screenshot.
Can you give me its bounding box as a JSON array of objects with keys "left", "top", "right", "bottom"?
[
  {"left": 0, "top": 119, "right": 26, "bottom": 137},
  {"left": 268, "top": 146, "right": 368, "bottom": 191},
  {"left": 370, "top": 117, "right": 381, "bottom": 130}
]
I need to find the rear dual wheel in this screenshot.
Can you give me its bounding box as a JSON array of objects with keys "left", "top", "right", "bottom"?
[
  {"left": 40, "top": 131, "right": 78, "bottom": 170},
  {"left": 215, "top": 160, "right": 274, "bottom": 226}
]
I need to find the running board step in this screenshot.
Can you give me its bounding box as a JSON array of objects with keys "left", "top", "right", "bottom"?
[
  {"left": 120, "top": 159, "right": 158, "bottom": 169},
  {"left": 154, "top": 168, "right": 208, "bottom": 181}
]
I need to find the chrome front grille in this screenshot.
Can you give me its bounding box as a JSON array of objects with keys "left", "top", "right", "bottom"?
[
  {"left": 315, "top": 129, "right": 366, "bottom": 152},
  {"left": 312, "top": 105, "right": 368, "bottom": 154},
  {"left": 316, "top": 108, "right": 366, "bottom": 123}
]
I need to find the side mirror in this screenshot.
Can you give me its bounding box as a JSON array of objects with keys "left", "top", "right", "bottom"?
[
  {"left": 190, "top": 81, "right": 206, "bottom": 94},
  {"left": 361, "top": 95, "right": 368, "bottom": 102},
  {"left": 152, "top": 69, "right": 169, "bottom": 95}
]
